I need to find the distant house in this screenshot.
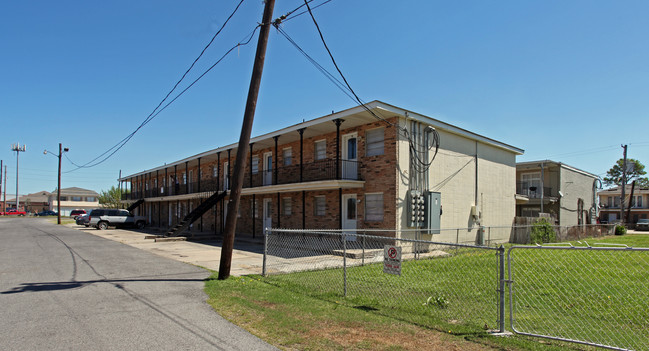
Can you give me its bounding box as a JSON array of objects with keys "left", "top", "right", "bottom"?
[
  {"left": 516, "top": 160, "right": 599, "bottom": 226},
  {"left": 48, "top": 187, "right": 100, "bottom": 216},
  {"left": 19, "top": 191, "right": 51, "bottom": 214},
  {"left": 598, "top": 185, "right": 649, "bottom": 224}
]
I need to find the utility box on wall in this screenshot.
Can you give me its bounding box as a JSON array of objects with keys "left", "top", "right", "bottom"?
[
  {"left": 407, "top": 190, "right": 441, "bottom": 234},
  {"left": 425, "top": 191, "right": 441, "bottom": 234}
]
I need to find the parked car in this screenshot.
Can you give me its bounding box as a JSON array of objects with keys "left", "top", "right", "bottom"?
[
  {"left": 70, "top": 209, "right": 87, "bottom": 219},
  {"left": 636, "top": 219, "right": 649, "bottom": 231},
  {"left": 76, "top": 214, "right": 90, "bottom": 226},
  {"left": 36, "top": 210, "right": 58, "bottom": 216},
  {"left": 4, "top": 209, "right": 27, "bottom": 216},
  {"left": 88, "top": 209, "right": 146, "bottom": 230}
]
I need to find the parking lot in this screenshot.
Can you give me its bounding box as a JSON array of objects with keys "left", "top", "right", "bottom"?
[{"left": 73, "top": 224, "right": 265, "bottom": 276}]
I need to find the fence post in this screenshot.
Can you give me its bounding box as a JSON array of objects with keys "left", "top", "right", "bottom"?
[
  {"left": 497, "top": 245, "right": 506, "bottom": 333},
  {"left": 343, "top": 235, "right": 347, "bottom": 297},
  {"left": 262, "top": 228, "right": 269, "bottom": 276},
  {"left": 362, "top": 234, "right": 365, "bottom": 266}
]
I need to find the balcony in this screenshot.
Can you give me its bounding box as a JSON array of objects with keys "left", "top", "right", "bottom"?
[
  {"left": 122, "top": 159, "right": 361, "bottom": 200},
  {"left": 516, "top": 182, "right": 554, "bottom": 199}
]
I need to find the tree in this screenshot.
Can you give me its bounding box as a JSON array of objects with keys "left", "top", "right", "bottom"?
[
  {"left": 603, "top": 158, "right": 649, "bottom": 188},
  {"left": 98, "top": 186, "right": 124, "bottom": 209}
]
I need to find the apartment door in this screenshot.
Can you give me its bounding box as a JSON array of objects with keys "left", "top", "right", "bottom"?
[
  {"left": 342, "top": 133, "right": 358, "bottom": 179},
  {"left": 263, "top": 152, "right": 273, "bottom": 185},
  {"left": 168, "top": 202, "right": 173, "bottom": 226},
  {"left": 342, "top": 194, "right": 357, "bottom": 241},
  {"left": 263, "top": 198, "right": 273, "bottom": 234},
  {"left": 520, "top": 173, "right": 541, "bottom": 198}
]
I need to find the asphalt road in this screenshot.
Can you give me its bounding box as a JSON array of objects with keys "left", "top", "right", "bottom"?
[{"left": 0, "top": 218, "right": 277, "bottom": 351}]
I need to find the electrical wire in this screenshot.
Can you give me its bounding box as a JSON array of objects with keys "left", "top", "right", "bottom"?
[
  {"left": 65, "top": 24, "right": 261, "bottom": 173},
  {"left": 283, "top": 0, "right": 333, "bottom": 22},
  {"left": 64, "top": 0, "right": 248, "bottom": 172},
  {"left": 276, "top": 1, "right": 440, "bottom": 173}
]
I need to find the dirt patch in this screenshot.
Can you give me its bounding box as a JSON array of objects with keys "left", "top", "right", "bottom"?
[{"left": 306, "top": 321, "right": 494, "bottom": 350}]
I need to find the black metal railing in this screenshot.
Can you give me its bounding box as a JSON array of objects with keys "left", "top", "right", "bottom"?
[
  {"left": 122, "top": 158, "right": 362, "bottom": 200},
  {"left": 516, "top": 182, "right": 553, "bottom": 199}
]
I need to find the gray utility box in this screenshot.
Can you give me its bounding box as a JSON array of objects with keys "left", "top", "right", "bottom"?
[{"left": 407, "top": 190, "right": 441, "bottom": 234}]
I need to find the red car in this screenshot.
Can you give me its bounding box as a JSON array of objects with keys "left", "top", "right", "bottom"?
[{"left": 3, "top": 209, "right": 27, "bottom": 216}]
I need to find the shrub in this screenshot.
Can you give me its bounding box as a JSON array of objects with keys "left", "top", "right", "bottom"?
[
  {"left": 530, "top": 218, "right": 556, "bottom": 244},
  {"left": 615, "top": 225, "right": 627, "bottom": 236}
]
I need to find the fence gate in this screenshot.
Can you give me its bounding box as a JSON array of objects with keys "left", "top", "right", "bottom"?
[{"left": 507, "top": 245, "right": 649, "bottom": 350}]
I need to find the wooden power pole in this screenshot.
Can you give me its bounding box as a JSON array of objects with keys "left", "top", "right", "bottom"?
[
  {"left": 218, "top": 0, "right": 276, "bottom": 280},
  {"left": 620, "top": 144, "right": 627, "bottom": 224}
]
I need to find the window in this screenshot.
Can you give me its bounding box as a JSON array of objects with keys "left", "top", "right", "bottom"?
[
  {"left": 315, "top": 140, "right": 326, "bottom": 160},
  {"left": 633, "top": 196, "right": 643, "bottom": 208},
  {"left": 182, "top": 172, "right": 187, "bottom": 185},
  {"left": 86, "top": 197, "right": 96, "bottom": 202},
  {"left": 314, "top": 196, "right": 326, "bottom": 216},
  {"left": 283, "top": 198, "right": 292, "bottom": 216},
  {"left": 252, "top": 157, "right": 259, "bottom": 174},
  {"left": 365, "top": 193, "right": 383, "bottom": 221},
  {"left": 614, "top": 196, "right": 621, "bottom": 208},
  {"left": 71, "top": 196, "right": 82, "bottom": 201},
  {"left": 366, "top": 128, "right": 384, "bottom": 156},
  {"left": 212, "top": 165, "right": 218, "bottom": 178},
  {"left": 60, "top": 196, "right": 68, "bottom": 201},
  {"left": 283, "top": 148, "right": 292, "bottom": 166}
]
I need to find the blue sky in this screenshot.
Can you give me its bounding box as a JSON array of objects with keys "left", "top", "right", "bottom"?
[{"left": 1, "top": 0, "right": 648, "bottom": 197}]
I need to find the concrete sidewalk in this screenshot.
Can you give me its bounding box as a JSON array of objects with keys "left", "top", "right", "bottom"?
[{"left": 71, "top": 225, "right": 265, "bottom": 276}]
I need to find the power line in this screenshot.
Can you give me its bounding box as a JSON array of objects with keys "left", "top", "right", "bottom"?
[
  {"left": 64, "top": 0, "right": 249, "bottom": 172},
  {"left": 277, "top": 1, "right": 439, "bottom": 172}
]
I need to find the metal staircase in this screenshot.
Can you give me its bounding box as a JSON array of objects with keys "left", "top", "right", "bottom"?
[
  {"left": 165, "top": 191, "right": 227, "bottom": 237},
  {"left": 126, "top": 199, "right": 145, "bottom": 212}
]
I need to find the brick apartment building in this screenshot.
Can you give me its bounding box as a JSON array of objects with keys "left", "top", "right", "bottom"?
[{"left": 120, "top": 101, "right": 523, "bottom": 243}]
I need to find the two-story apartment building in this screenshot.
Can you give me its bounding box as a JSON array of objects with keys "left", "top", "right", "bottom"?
[
  {"left": 48, "top": 187, "right": 100, "bottom": 216},
  {"left": 516, "top": 160, "right": 599, "bottom": 226},
  {"left": 598, "top": 185, "right": 649, "bottom": 224},
  {"left": 119, "top": 101, "right": 523, "bottom": 244}
]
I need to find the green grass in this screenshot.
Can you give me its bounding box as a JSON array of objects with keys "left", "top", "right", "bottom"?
[
  {"left": 205, "top": 273, "right": 579, "bottom": 351},
  {"left": 204, "top": 234, "right": 648, "bottom": 350}
]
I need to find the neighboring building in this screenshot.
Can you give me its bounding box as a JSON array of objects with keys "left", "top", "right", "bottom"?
[
  {"left": 48, "top": 187, "right": 100, "bottom": 216},
  {"left": 516, "top": 160, "right": 599, "bottom": 226},
  {"left": 19, "top": 191, "right": 51, "bottom": 214},
  {"left": 598, "top": 185, "right": 649, "bottom": 224},
  {"left": 119, "top": 101, "right": 523, "bottom": 243}
]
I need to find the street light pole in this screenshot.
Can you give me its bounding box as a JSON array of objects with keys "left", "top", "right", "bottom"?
[
  {"left": 44, "top": 144, "right": 68, "bottom": 224},
  {"left": 11, "top": 143, "right": 26, "bottom": 210}
]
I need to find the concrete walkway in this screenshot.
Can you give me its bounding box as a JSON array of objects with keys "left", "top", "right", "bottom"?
[{"left": 71, "top": 225, "right": 265, "bottom": 276}]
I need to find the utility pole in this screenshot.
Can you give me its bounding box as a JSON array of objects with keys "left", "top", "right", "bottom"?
[
  {"left": 11, "top": 143, "right": 26, "bottom": 210},
  {"left": 57, "top": 144, "right": 62, "bottom": 224},
  {"left": 620, "top": 144, "right": 627, "bottom": 224},
  {"left": 0, "top": 160, "right": 3, "bottom": 212},
  {"left": 3, "top": 165, "right": 6, "bottom": 214},
  {"left": 44, "top": 144, "right": 68, "bottom": 224},
  {"left": 218, "top": 0, "right": 276, "bottom": 280}
]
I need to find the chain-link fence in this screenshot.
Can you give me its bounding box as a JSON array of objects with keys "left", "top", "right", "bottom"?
[
  {"left": 263, "top": 229, "right": 502, "bottom": 333},
  {"left": 508, "top": 245, "right": 649, "bottom": 350}
]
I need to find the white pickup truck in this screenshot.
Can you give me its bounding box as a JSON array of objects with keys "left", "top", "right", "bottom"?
[{"left": 88, "top": 209, "right": 147, "bottom": 230}]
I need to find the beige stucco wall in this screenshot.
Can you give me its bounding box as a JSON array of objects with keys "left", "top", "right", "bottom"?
[
  {"left": 558, "top": 167, "right": 597, "bottom": 226},
  {"left": 50, "top": 201, "right": 99, "bottom": 216},
  {"left": 396, "top": 117, "right": 518, "bottom": 244}
]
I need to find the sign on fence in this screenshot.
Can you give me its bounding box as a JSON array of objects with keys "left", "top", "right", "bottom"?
[{"left": 383, "top": 245, "right": 402, "bottom": 275}]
